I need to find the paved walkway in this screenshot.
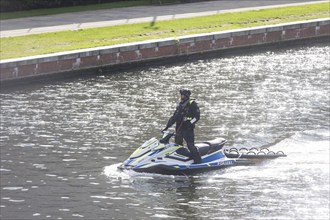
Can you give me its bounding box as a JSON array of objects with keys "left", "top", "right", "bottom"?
[{"left": 0, "top": 0, "right": 325, "bottom": 37}]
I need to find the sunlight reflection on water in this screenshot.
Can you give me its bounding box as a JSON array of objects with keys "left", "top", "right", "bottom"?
[{"left": 1, "top": 43, "right": 329, "bottom": 220}]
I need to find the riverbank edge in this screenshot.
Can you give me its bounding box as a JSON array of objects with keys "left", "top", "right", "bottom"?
[{"left": 1, "top": 18, "right": 329, "bottom": 84}]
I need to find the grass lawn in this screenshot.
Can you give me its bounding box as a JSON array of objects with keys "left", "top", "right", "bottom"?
[
  {"left": 0, "top": 0, "right": 179, "bottom": 20},
  {"left": 0, "top": 2, "right": 329, "bottom": 60}
]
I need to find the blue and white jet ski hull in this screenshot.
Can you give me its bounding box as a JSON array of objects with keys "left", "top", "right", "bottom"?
[{"left": 118, "top": 132, "right": 285, "bottom": 175}]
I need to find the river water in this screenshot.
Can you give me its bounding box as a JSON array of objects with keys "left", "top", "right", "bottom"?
[{"left": 1, "top": 42, "right": 329, "bottom": 220}]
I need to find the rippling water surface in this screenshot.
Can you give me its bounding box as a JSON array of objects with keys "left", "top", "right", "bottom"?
[{"left": 1, "top": 43, "right": 329, "bottom": 220}]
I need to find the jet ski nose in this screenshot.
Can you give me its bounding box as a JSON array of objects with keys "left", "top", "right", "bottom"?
[{"left": 117, "top": 164, "right": 134, "bottom": 170}]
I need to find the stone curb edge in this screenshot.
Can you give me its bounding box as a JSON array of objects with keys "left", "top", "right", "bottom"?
[{"left": 1, "top": 18, "right": 329, "bottom": 82}]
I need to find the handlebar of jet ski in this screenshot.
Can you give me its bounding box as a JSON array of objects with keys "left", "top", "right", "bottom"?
[
  {"left": 161, "top": 130, "right": 176, "bottom": 135},
  {"left": 160, "top": 131, "right": 177, "bottom": 143}
]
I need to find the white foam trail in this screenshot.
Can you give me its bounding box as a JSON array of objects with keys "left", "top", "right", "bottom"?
[
  {"left": 211, "top": 129, "right": 330, "bottom": 182},
  {"left": 103, "top": 163, "right": 131, "bottom": 179}
]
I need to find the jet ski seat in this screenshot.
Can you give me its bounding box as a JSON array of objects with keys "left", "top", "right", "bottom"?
[
  {"left": 176, "top": 138, "right": 227, "bottom": 158},
  {"left": 204, "top": 138, "right": 227, "bottom": 148},
  {"left": 203, "top": 138, "right": 227, "bottom": 154},
  {"left": 176, "top": 143, "right": 210, "bottom": 157},
  {"left": 195, "top": 138, "right": 227, "bottom": 156},
  {"left": 195, "top": 143, "right": 210, "bottom": 156}
]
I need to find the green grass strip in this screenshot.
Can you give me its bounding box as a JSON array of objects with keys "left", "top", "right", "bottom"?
[
  {"left": 0, "top": 0, "right": 177, "bottom": 20},
  {"left": 0, "top": 2, "right": 329, "bottom": 60}
]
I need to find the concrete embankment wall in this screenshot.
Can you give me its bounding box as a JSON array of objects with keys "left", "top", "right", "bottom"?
[{"left": 1, "top": 18, "right": 329, "bottom": 83}]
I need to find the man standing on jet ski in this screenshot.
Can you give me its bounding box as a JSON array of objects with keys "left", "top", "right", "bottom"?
[{"left": 162, "top": 88, "right": 202, "bottom": 164}]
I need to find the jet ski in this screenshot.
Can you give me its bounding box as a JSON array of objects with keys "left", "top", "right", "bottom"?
[{"left": 118, "top": 132, "right": 286, "bottom": 175}]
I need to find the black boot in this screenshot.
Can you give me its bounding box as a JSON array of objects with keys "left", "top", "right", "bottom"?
[
  {"left": 191, "top": 147, "right": 202, "bottom": 164},
  {"left": 192, "top": 156, "right": 202, "bottom": 164}
]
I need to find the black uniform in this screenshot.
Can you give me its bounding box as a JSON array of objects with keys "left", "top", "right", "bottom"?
[{"left": 165, "top": 98, "right": 202, "bottom": 164}]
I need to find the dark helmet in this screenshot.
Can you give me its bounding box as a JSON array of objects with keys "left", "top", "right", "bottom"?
[{"left": 180, "top": 88, "right": 191, "bottom": 97}]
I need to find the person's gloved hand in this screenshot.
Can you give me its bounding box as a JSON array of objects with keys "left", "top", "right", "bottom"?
[{"left": 162, "top": 127, "right": 169, "bottom": 132}]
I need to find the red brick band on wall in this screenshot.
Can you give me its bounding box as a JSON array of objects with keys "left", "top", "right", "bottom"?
[{"left": 1, "top": 18, "right": 329, "bottom": 82}]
